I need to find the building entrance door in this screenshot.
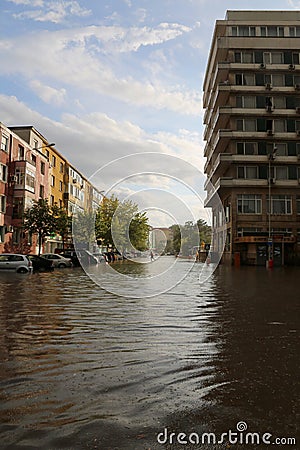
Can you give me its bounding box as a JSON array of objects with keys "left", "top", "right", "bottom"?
[{"left": 257, "top": 244, "right": 267, "bottom": 266}]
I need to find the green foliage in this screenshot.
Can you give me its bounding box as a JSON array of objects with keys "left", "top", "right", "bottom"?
[
  {"left": 169, "top": 219, "right": 211, "bottom": 256},
  {"left": 95, "top": 195, "right": 150, "bottom": 252},
  {"left": 23, "top": 199, "right": 57, "bottom": 255},
  {"left": 72, "top": 210, "right": 96, "bottom": 245},
  {"left": 52, "top": 205, "right": 71, "bottom": 248}
]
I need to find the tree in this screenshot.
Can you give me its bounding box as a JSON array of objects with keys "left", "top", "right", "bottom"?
[
  {"left": 169, "top": 219, "right": 212, "bottom": 256},
  {"left": 72, "top": 210, "right": 96, "bottom": 249},
  {"left": 95, "top": 195, "right": 150, "bottom": 253},
  {"left": 23, "top": 199, "right": 57, "bottom": 255},
  {"left": 53, "top": 205, "right": 71, "bottom": 249}
]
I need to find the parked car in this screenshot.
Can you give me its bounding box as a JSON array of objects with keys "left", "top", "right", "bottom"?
[
  {"left": 28, "top": 255, "right": 54, "bottom": 272},
  {"left": 42, "top": 253, "right": 72, "bottom": 268},
  {"left": 0, "top": 254, "right": 33, "bottom": 273},
  {"left": 59, "top": 250, "right": 80, "bottom": 267}
]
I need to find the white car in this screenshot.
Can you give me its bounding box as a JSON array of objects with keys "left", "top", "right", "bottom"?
[
  {"left": 0, "top": 254, "right": 33, "bottom": 273},
  {"left": 42, "top": 253, "right": 72, "bottom": 268}
]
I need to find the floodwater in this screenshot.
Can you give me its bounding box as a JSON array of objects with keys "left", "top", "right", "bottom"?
[{"left": 0, "top": 258, "right": 299, "bottom": 449}]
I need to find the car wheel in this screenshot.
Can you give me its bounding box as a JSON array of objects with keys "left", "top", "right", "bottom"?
[
  {"left": 58, "top": 263, "right": 67, "bottom": 268},
  {"left": 17, "top": 267, "right": 28, "bottom": 274}
]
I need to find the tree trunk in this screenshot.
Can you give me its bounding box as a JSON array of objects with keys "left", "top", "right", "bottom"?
[{"left": 38, "top": 232, "right": 42, "bottom": 256}]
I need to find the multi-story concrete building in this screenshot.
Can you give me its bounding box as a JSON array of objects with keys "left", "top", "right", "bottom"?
[
  {"left": 10, "top": 126, "right": 68, "bottom": 252},
  {"left": 0, "top": 123, "right": 50, "bottom": 253},
  {"left": 203, "top": 10, "right": 300, "bottom": 266}
]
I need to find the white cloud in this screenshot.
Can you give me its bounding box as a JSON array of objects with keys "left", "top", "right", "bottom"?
[
  {"left": 29, "top": 79, "right": 66, "bottom": 106},
  {"left": 0, "top": 94, "right": 203, "bottom": 177},
  {"left": 0, "top": 25, "right": 200, "bottom": 116},
  {"left": 288, "top": 0, "right": 300, "bottom": 7},
  {"left": 11, "top": 1, "right": 91, "bottom": 23},
  {"left": 7, "top": 0, "right": 44, "bottom": 5}
]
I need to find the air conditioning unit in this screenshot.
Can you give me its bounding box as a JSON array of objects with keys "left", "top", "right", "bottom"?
[
  {"left": 7, "top": 225, "right": 13, "bottom": 233},
  {"left": 10, "top": 175, "right": 18, "bottom": 183},
  {"left": 265, "top": 83, "right": 272, "bottom": 90},
  {"left": 267, "top": 129, "right": 273, "bottom": 136},
  {"left": 296, "top": 107, "right": 300, "bottom": 114},
  {"left": 260, "top": 63, "right": 266, "bottom": 69},
  {"left": 295, "top": 84, "right": 300, "bottom": 90},
  {"left": 270, "top": 178, "right": 276, "bottom": 184},
  {"left": 289, "top": 64, "right": 295, "bottom": 70}
]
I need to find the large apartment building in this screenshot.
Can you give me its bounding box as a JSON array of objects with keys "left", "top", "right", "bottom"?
[
  {"left": 0, "top": 122, "right": 103, "bottom": 254},
  {"left": 203, "top": 10, "right": 300, "bottom": 266}
]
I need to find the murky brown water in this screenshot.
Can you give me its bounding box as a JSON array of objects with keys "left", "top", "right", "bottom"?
[{"left": 0, "top": 259, "right": 299, "bottom": 449}]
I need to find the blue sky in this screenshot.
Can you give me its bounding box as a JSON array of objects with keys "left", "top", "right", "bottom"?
[{"left": 1, "top": 0, "right": 299, "bottom": 225}]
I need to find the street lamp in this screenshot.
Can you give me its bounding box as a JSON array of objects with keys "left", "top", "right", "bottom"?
[
  {"left": 267, "top": 144, "right": 277, "bottom": 268},
  {"left": 35, "top": 143, "right": 55, "bottom": 150}
]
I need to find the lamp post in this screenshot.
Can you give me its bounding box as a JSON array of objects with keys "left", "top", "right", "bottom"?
[{"left": 267, "top": 145, "right": 277, "bottom": 268}]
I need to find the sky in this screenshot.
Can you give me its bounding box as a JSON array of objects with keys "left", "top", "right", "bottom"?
[{"left": 1, "top": 0, "right": 299, "bottom": 227}]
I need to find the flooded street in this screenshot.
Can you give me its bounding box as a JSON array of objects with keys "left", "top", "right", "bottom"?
[{"left": 0, "top": 259, "right": 299, "bottom": 449}]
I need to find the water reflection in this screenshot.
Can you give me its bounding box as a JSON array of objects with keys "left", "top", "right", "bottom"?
[{"left": 0, "top": 263, "right": 299, "bottom": 449}]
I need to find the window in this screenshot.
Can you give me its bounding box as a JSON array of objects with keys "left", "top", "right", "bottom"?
[
  {"left": 237, "top": 166, "right": 258, "bottom": 179},
  {"left": 263, "top": 52, "right": 283, "bottom": 64},
  {"left": 274, "top": 166, "right": 288, "bottom": 180},
  {"left": 0, "top": 164, "right": 7, "bottom": 182},
  {"left": 39, "top": 185, "right": 44, "bottom": 198},
  {"left": 285, "top": 74, "right": 300, "bottom": 86},
  {"left": 232, "top": 26, "right": 256, "bottom": 37},
  {"left": 235, "top": 51, "right": 254, "bottom": 63},
  {"left": 236, "top": 142, "right": 256, "bottom": 155},
  {"left": 236, "top": 119, "right": 256, "bottom": 131},
  {"left": 261, "top": 26, "right": 284, "bottom": 37},
  {"left": 59, "top": 180, "right": 63, "bottom": 191},
  {"left": 237, "top": 194, "right": 262, "bottom": 214},
  {"left": 289, "top": 26, "right": 300, "bottom": 37},
  {"left": 1, "top": 135, "right": 8, "bottom": 152},
  {"left": 31, "top": 154, "right": 36, "bottom": 166},
  {"left": 59, "top": 162, "right": 64, "bottom": 173},
  {"left": 236, "top": 73, "right": 255, "bottom": 86},
  {"left": 45, "top": 149, "right": 49, "bottom": 159},
  {"left": 237, "top": 227, "right": 262, "bottom": 237},
  {"left": 273, "top": 97, "right": 286, "bottom": 109},
  {"left": 274, "top": 119, "right": 286, "bottom": 132},
  {"left": 271, "top": 143, "right": 287, "bottom": 156},
  {"left": 267, "top": 195, "right": 292, "bottom": 214},
  {"left": 271, "top": 74, "right": 284, "bottom": 87},
  {"left": 236, "top": 96, "right": 255, "bottom": 108},
  {"left": 0, "top": 195, "right": 6, "bottom": 213},
  {"left": 297, "top": 197, "right": 300, "bottom": 214},
  {"left": 51, "top": 175, "right": 55, "bottom": 187},
  {"left": 50, "top": 195, "right": 55, "bottom": 206},
  {"left": 33, "top": 139, "right": 38, "bottom": 149},
  {"left": 25, "top": 169, "right": 35, "bottom": 193},
  {"left": 15, "top": 168, "right": 25, "bottom": 186},
  {"left": 18, "top": 145, "right": 24, "bottom": 159},
  {"left": 41, "top": 161, "right": 45, "bottom": 175},
  {"left": 51, "top": 155, "right": 56, "bottom": 167},
  {"left": 292, "top": 53, "right": 300, "bottom": 65},
  {"left": 0, "top": 226, "right": 4, "bottom": 243}
]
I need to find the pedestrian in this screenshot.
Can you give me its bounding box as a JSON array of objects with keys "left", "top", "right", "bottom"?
[{"left": 150, "top": 250, "right": 154, "bottom": 261}]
